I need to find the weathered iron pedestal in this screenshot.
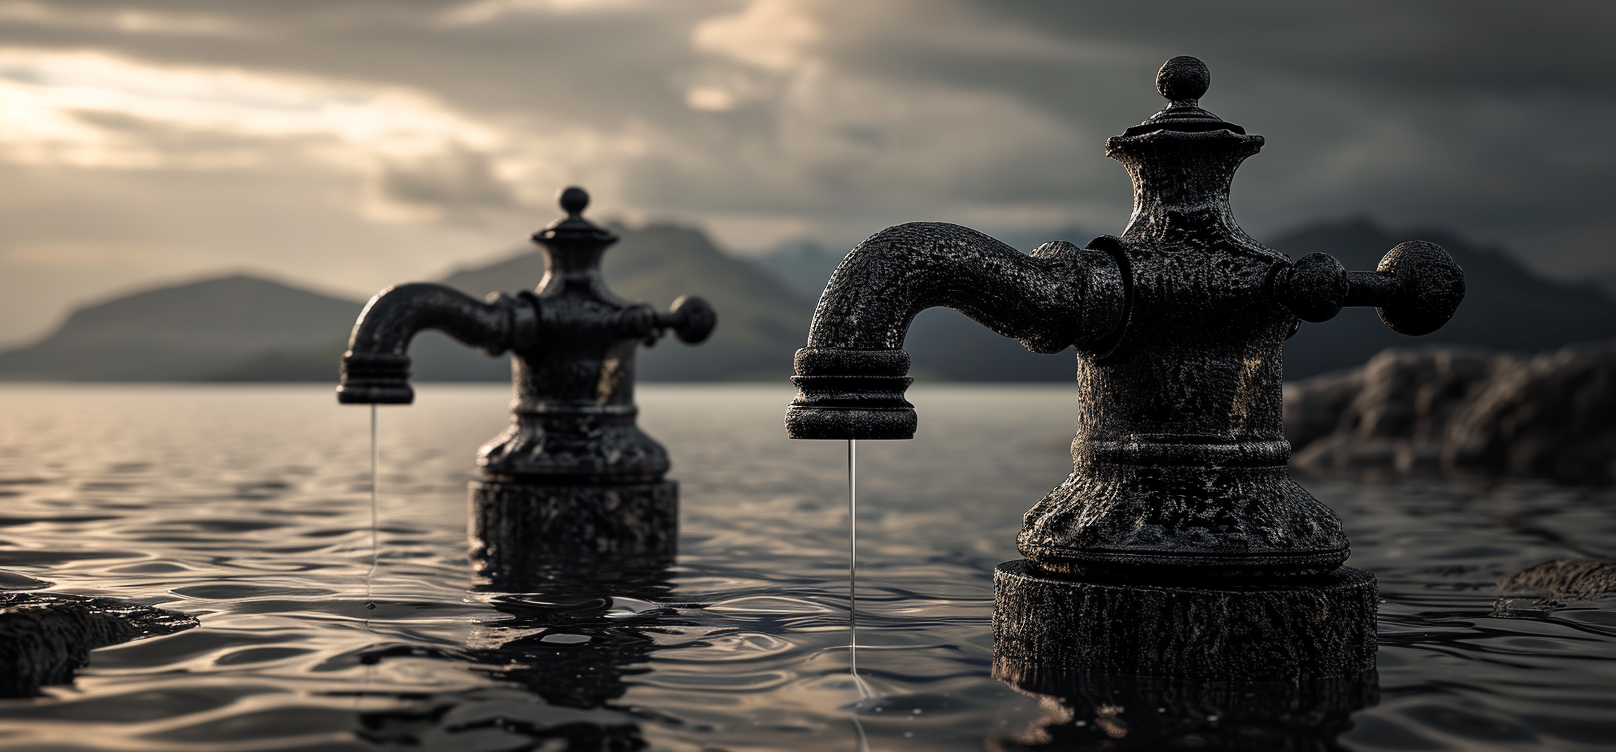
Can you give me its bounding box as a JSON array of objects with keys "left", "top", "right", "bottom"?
[
  {"left": 786, "top": 57, "right": 1463, "bottom": 680},
  {"left": 338, "top": 187, "right": 715, "bottom": 588}
]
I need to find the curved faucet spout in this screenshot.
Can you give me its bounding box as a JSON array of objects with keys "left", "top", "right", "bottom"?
[
  {"left": 787, "top": 222, "right": 1128, "bottom": 440},
  {"left": 337, "top": 283, "right": 538, "bottom": 405}
]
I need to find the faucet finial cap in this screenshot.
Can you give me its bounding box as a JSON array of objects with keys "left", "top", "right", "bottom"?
[
  {"left": 1118, "top": 55, "right": 1245, "bottom": 137},
  {"left": 559, "top": 186, "right": 589, "bottom": 217},
  {"left": 1157, "top": 56, "right": 1210, "bottom": 103},
  {"left": 535, "top": 184, "right": 616, "bottom": 247}
]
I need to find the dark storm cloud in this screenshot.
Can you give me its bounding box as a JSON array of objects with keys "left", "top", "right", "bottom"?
[{"left": 0, "top": 0, "right": 1611, "bottom": 344}]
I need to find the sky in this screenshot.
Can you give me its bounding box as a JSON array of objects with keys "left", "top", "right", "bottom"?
[{"left": 0, "top": 0, "right": 1612, "bottom": 345}]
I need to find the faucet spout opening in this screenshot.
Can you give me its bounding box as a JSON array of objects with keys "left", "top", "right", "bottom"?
[{"left": 337, "top": 283, "right": 536, "bottom": 405}]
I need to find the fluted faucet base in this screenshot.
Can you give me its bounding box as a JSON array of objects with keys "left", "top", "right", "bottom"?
[
  {"left": 993, "top": 560, "right": 1377, "bottom": 681},
  {"left": 468, "top": 480, "right": 677, "bottom": 590}
]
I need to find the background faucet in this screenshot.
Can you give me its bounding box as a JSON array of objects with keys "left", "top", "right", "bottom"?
[{"left": 339, "top": 187, "right": 715, "bottom": 585}]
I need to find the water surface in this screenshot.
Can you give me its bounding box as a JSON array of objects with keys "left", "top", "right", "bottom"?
[{"left": 0, "top": 384, "right": 1612, "bottom": 750}]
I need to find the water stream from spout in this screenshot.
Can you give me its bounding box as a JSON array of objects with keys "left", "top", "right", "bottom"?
[
  {"left": 366, "top": 404, "right": 379, "bottom": 610},
  {"left": 847, "top": 438, "right": 872, "bottom": 750}
]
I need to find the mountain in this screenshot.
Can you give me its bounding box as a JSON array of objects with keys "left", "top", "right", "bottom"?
[
  {"left": 1275, "top": 218, "right": 1616, "bottom": 379},
  {"left": 0, "top": 223, "right": 816, "bottom": 383},
  {"left": 0, "top": 276, "right": 361, "bottom": 381},
  {"left": 753, "top": 240, "right": 844, "bottom": 300},
  {"left": 3, "top": 218, "right": 1609, "bottom": 384}
]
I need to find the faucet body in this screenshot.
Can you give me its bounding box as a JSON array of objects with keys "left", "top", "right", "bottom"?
[
  {"left": 787, "top": 57, "right": 1463, "bottom": 585},
  {"left": 339, "top": 187, "right": 715, "bottom": 583}
]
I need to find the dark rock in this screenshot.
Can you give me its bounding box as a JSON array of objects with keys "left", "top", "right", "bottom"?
[
  {"left": 0, "top": 591, "right": 196, "bottom": 697},
  {"left": 1499, "top": 558, "right": 1616, "bottom": 599},
  {"left": 1445, "top": 341, "right": 1616, "bottom": 485},
  {"left": 1287, "top": 340, "right": 1616, "bottom": 485}
]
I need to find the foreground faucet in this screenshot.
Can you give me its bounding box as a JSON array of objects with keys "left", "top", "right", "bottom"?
[
  {"left": 339, "top": 187, "right": 715, "bottom": 586},
  {"left": 787, "top": 57, "right": 1463, "bottom": 680}
]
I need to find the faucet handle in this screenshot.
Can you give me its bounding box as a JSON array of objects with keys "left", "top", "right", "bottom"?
[
  {"left": 1273, "top": 252, "right": 1349, "bottom": 323},
  {"left": 1346, "top": 241, "right": 1465, "bottom": 335},
  {"left": 661, "top": 295, "right": 717, "bottom": 344},
  {"left": 1274, "top": 241, "right": 1464, "bottom": 335}
]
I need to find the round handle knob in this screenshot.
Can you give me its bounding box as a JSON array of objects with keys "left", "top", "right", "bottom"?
[
  {"left": 1276, "top": 252, "right": 1349, "bottom": 323},
  {"left": 1343, "top": 241, "right": 1465, "bottom": 336},
  {"left": 665, "top": 295, "right": 716, "bottom": 344},
  {"left": 1367, "top": 241, "right": 1465, "bottom": 335}
]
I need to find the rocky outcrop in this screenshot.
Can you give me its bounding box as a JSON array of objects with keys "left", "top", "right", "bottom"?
[
  {"left": 1499, "top": 559, "right": 1616, "bottom": 599},
  {"left": 1285, "top": 340, "right": 1616, "bottom": 485},
  {"left": 0, "top": 592, "right": 196, "bottom": 697}
]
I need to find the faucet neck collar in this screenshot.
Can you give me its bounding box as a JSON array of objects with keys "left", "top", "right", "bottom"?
[{"left": 1107, "top": 129, "right": 1264, "bottom": 230}]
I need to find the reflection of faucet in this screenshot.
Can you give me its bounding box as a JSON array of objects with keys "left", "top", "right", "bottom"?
[
  {"left": 988, "top": 669, "right": 1377, "bottom": 751},
  {"left": 338, "top": 187, "right": 715, "bottom": 583},
  {"left": 787, "top": 56, "right": 1463, "bottom": 583}
]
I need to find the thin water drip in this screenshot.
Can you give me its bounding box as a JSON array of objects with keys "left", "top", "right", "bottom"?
[
  {"left": 365, "top": 404, "right": 378, "bottom": 611},
  {"left": 849, "top": 439, "right": 868, "bottom": 691},
  {"left": 847, "top": 438, "right": 872, "bottom": 750}
]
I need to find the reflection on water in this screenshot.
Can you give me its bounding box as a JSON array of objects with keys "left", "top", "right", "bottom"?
[
  {"left": 988, "top": 671, "right": 1378, "bottom": 751},
  {"left": 0, "top": 384, "right": 1613, "bottom": 750}
]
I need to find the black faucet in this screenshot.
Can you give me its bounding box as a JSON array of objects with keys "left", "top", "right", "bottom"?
[
  {"left": 339, "top": 187, "right": 715, "bottom": 584},
  {"left": 785, "top": 56, "right": 1462, "bottom": 584},
  {"left": 788, "top": 57, "right": 1463, "bottom": 680}
]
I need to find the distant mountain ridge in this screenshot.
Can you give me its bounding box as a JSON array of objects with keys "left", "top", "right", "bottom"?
[
  {"left": 0, "top": 276, "right": 362, "bottom": 381},
  {"left": 0, "top": 218, "right": 1609, "bottom": 383},
  {"left": 0, "top": 223, "right": 817, "bottom": 383}
]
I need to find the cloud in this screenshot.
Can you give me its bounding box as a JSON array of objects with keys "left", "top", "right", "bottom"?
[
  {"left": 0, "top": 48, "right": 524, "bottom": 220},
  {"left": 0, "top": 0, "right": 1612, "bottom": 348},
  {"left": 365, "top": 144, "right": 518, "bottom": 221},
  {"left": 694, "top": 0, "right": 820, "bottom": 73},
  {"left": 438, "top": 0, "right": 649, "bottom": 26},
  {"left": 0, "top": 1, "right": 249, "bottom": 37}
]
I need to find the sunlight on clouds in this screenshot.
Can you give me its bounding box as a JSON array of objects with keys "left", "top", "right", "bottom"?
[
  {"left": 684, "top": 86, "right": 736, "bottom": 112},
  {"left": 0, "top": 1, "right": 247, "bottom": 36},
  {"left": 439, "top": 0, "right": 647, "bottom": 26},
  {"left": 694, "top": 0, "right": 820, "bottom": 73},
  {"left": 0, "top": 49, "right": 546, "bottom": 222}
]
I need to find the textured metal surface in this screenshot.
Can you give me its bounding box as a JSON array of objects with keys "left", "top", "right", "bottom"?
[
  {"left": 340, "top": 186, "right": 713, "bottom": 483},
  {"left": 787, "top": 225, "right": 1125, "bottom": 440},
  {"left": 469, "top": 480, "right": 677, "bottom": 589},
  {"left": 338, "top": 187, "right": 711, "bottom": 575},
  {"left": 992, "top": 560, "right": 1377, "bottom": 681},
  {"left": 786, "top": 56, "right": 1465, "bottom": 581}
]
